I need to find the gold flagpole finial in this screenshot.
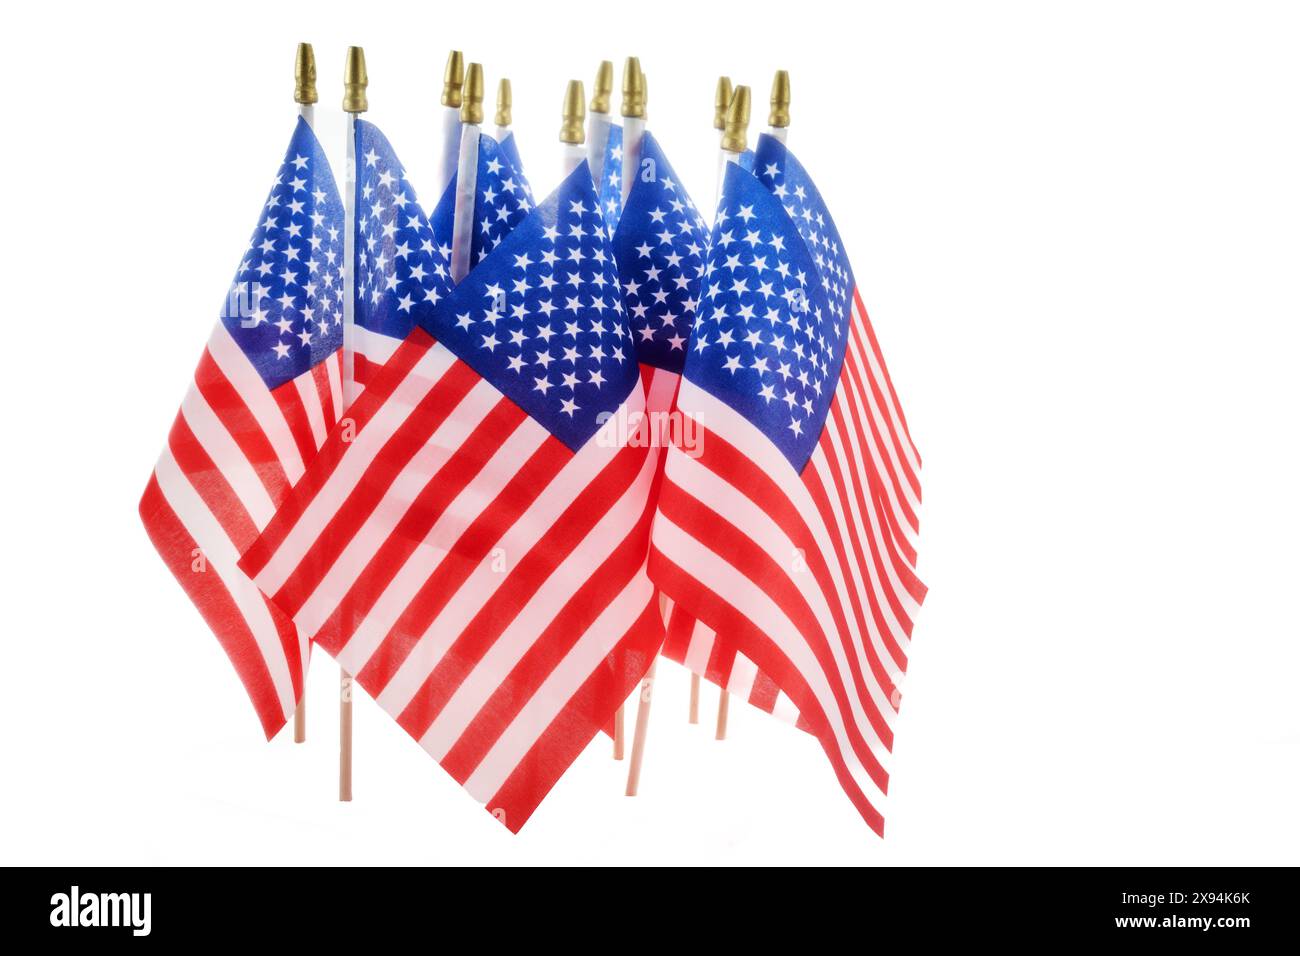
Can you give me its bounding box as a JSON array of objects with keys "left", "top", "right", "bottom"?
[
  {"left": 343, "top": 46, "right": 368, "bottom": 113},
  {"left": 590, "top": 60, "right": 614, "bottom": 114},
  {"left": 460, "top": 62, "right": 485, "bottom": 124},
  {"left": 495, "top": 78, "right": 513, "bottom": 127},
  {"left": 620, "top": 56, "right": 645, "bottom": 119},
  {"left": 721, "top": 84, "right": 751, "bottom": 153},
  {"left": 713, "top": 76, "right": 732, "bottom": 130},
  {"left": 442, "top": 50, "right": 465, "bottom": 108},
  {"left": 560, "top": 80, "right": 586, "bottom": 144},
  {"left": 294, "top": 43, "right": 318, "bottom": 105},
  {"left": 768, "top": 69, "right": 790, "bottom": 128}
]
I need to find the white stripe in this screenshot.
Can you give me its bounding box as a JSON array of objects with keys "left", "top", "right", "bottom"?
[
  {"left": 178, "top": 385, "right": 277, "bottom": 529},
  {"left": 206, "top": 324, "right": 305, "bottom": 483},
  {"left": 253, "top": 344, "right": 457, "bottom": 595},
  {"left": 154, "top": 447, "right": 296, "bottom": 720},
  {"left": 330, "top": 408, "right": 550, "bottom": 672},
  {"left": 653, "top": 512, "right": 887, "bottom": 803},
  {"left": 294, "top": 372, "right": 328, "bottom": 448},
  {"left": 852, "top": 300, "right": 922, "bottom": 475},
  {"left": 418, "top": 444, "right": 658, "bottom": 761},
  {"left": 665, "top": 428, "right": 898, "bottom": 732},
  {"left": 643, "top": 365, "right": 681, "bottom": 416},
  {"left": 727, "top": 652, "right": 759, "bottom": 698},
  {"left": 353, "top": 324, "right": 404, "bottom": 368},
  {"left": 374, "top": 389, "right": 645, "bottom": 714},
  {"left": 463, "top": 571, "right": 656, "bottom": 803},
  {"left": 850, "top": 302, "right": 922, "bottom": 501},
  {"left": 292, "top": 380, "right": 507, "bottom": 638}
]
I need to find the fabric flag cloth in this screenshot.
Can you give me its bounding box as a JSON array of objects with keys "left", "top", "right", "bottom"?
[
  {"left": 352, "top": 121, "right": 455, "bottom": 390},
  {"left": 431, "top": 132, "right": 534, "bottom": 271},
  {"left": 495, "top": 131, "right": 535, "bottom": 205},
  {"left": 597, "top": 124, "right": 625, "bottom": 236},
  {"left": 647, "top": 137, "right": 926, "bottom": 835},
  {"left": 237, "top": 159, "right": 665, "bottom": 831},
  {"left": 139, "top": 117, "right": 345, "bottom": 737}
]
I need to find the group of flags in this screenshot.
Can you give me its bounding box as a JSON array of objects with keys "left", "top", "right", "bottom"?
[{"left": 140, "top": 57, "right": 925, "bottom": 835}]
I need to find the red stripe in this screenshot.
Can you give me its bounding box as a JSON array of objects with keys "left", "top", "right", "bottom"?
[
  {"left": 269, "top": 360, "right": 481, "bottom": 617},
  {"left": 840, "top": 339, "right": 920, "bottom": 529},
  {"left": 193, "top": 350, "right": 289, "bottom": 504},
  {"left": 351, "top": 436, "right": 573, "bottom": 690},
  {"left": 648, "top": 549, "right": 886, "bottom": 836},
  {"left": 485, "top": 598, "right": 664, "bottom": 832},
  {"left": 311, "top": 358, "right": 337, "bottom": 427},
  {"left": 271, "top": 376, "right": 319, "bottom": 466},
  {"left": 139, "top": 476, "right": 290, "bottom": 739},
  {"left": 166, "top": 414, "right": 259, "bottom": 551},
  {"left": 306, "top": 399, "right": 531, "bottom": 655},
  {"left": 655, "top": 472, "right": 893, "bottom": 764},
  {"left": 845, "top": 317, "right": 919, "bottom": 497},
  {"left": 239, "top": 331, "right": 435, "bottom": 577},
  {"left": 392, "top": 441, "right": 650, "bottom": 739},
  {"left": 440, "top": 492, "right": 660, "bottom": 782},
  {"left": 853, "top": 288, "right": 920, "bottom": 466}
]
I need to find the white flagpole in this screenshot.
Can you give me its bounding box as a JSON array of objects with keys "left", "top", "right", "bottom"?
[
  {"left": 612, "top": 56, "right": 646, "bottom": 766},
  {"left": 712, "top": 84, "right": 751, "bottom": 742},
  {"left": 437, "top": 51, "right": 464, "bottom": 197},
  {"left": 291, "top": 42, "right": 319, "bottom": 746},
  {"left": 338, "top": 45, "right": 369, "bottom": 801},
  {"left": 494, "top": 78, "right": 512, "bottom": 145},
  {"left": 450, "top": 63, "right": 484, "bottom": 284},
  {"left": 585, "top": 61, "right": 614, "bottom": 188}
]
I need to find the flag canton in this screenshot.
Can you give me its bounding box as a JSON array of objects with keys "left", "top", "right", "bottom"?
[
  {"left": 355, "top": 120, "right": 453, "bottom": 342},
  {"left": 472, "top": 134, "right": 533, "bottom": 266},
  {"left": 738, "top": 147, "right": 755, "bottom": 173},
  {"left": 612, "top": 131, "right": 708, "bottom": 374},
  {"left": 598, "top": 124, "right": 625, "bottom": 236},
  {"left": 687, "top": 161, "right": 847, "bottom": 471},
  {"left": 495, "top": 131, "right": 535, "bottom": 204},
  {"left": 753, "top": 134, "right": 856, "bottom": 332},
  {"left": 418, "top": 162, "right": 638, "bottom": 451},
  {"left": 221, "top": 117, "right": 344, "bottom": 390}
]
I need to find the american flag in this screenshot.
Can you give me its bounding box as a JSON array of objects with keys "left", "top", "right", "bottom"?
[
  {"left": 139, "top": 117, "right": 345, "bottom": 737},
  {"left": 352, "top": 120, "right": 454, "bottom": 390},
  {"left": 237, "top": 160, "right": 665, "bottom": 830},
  {"left": 495, "top": 130, "right": 534, "bottom": 205},
  {"left": 647, "top": 142, "right": 925, "bottom": 834},
  {"left": 598, "top": 123, "right": 624, "bottom": 235},
  {"left": 430, "top": 132, "right": 533, "bottom": 269}
]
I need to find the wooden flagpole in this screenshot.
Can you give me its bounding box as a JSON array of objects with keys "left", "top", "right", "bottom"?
[
  {"left": 712, "top": 83, "right": 751, "bottom": 742},
  {"left": 437, "top": 51, "right": 465, "bottom": 196},
  {"left": 291, "top": 42, "right": 318, "bottom": 746},
  {"left": 338, "top": 46, "right": 369, "bottom": 801},
  {"left": 612, "top": 56, "right": 645, "bottom": 765},
  {"left": 450, "top": 63, "right": 484, "bottom": 283},
  {"left": 494, "top": 78, "right": 513, "bottom": 144}
]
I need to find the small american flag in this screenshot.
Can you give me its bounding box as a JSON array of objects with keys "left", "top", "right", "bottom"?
[
  {"left": 139, "top": 117, "right": 345, "bottom": 737},
  {"left": 495, "top": 130, "right": 534, "bottom": 205},
  {"left": 648, "top": 140, "right": 925, "bottom": 834},
  {"left": 238, "top": 160, "right": 665, "bottom": 830},
  {"left": 430, "top": 132, "right": 533, "bottom": 268}
]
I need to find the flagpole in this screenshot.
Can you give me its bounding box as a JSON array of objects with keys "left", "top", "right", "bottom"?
[
  {"left": 292, "top": 41, "right": 318, "bottom": 746},
  {"left": 494, "top": 78, "right": 513, "bottom": 144},
  {"left": 712, "top": 84, "right": 750, "bottom": 742},
  {"left": 437, "top": 51, "right": 465, "bottom": 196},
  {"left": 450, "top": 63, "right": 484, "bottom": 284},
  {"left": 585, "top": 61, "right": 614, "bottom": 187},
  {"left": 610, "top": 57, "right": 646, "bottom": 764},
  {"left": 339, "top": 46, "right": 368, "bottom": 801}
]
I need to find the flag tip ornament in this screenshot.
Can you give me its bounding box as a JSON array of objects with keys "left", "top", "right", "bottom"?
[
  {"left": 294, "top": 43, "right": 318, "bottom": 105},
  {"left": 343, "top": 46, "right": 368, "bottom": 113},
  {"left": 560, "top": 79, "right": 586, "bottom": 144},
  {"left": 591, "top": 60, "right": 614, "bottom": 113},
  {"left": 714, "top": 76, "right": 732, "bottom": 130},
  {"left": 621, "top": 56, "right": 645, "bottom": 119},
  {"left": 495, "top": 78, "right": 512, "bottom": 127},
  {"left": 460, "top": 62, "right": 485, "bottom": 124},
  {"left": 442, "top": 50, "right": 465, "bottom": 108},
  {"left": 768, "top": 69, "right": 790, "bottom": 128},
  {"left": 721, "top": 84, "right": 751, "bottom": 153}
]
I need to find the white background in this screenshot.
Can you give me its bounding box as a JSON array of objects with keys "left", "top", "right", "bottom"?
[{"left": 2, "top": 0, "right": 1297, "bottom": 865}]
